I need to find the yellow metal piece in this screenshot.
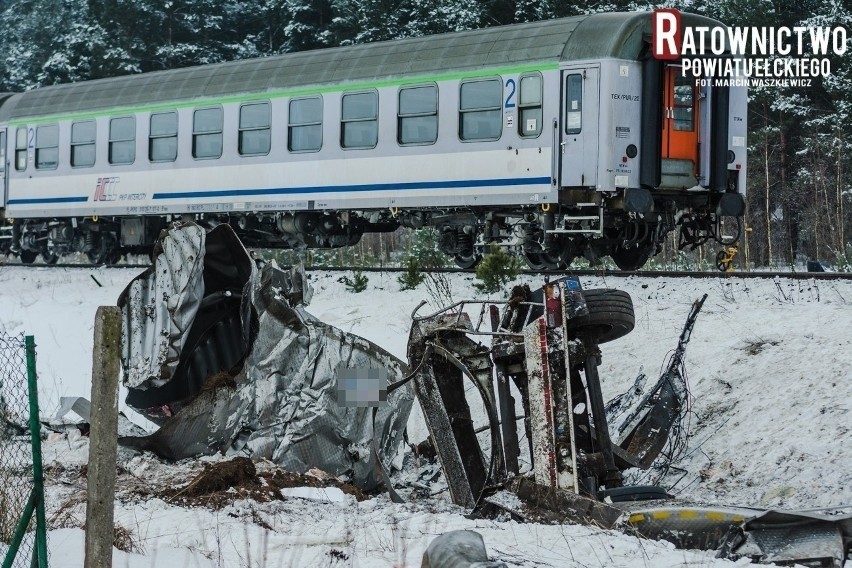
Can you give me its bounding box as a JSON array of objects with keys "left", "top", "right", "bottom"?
[
  {"left": 628, "top": 513, "right": 646, "bottom": 523},
  {"left": 705, "top": 512, "right": 727, "bottom": 521},
  {"left": 678, "top": 510, "right": 698, "bottom": 519},
  {"left": 651, "top": 511, "right": 671, "bottom": 520},
  {"left": 540, "top": 203, "right": 551, "bottom": 212},
  {"left": 92, "top": 215, "right": 99, "bottom": 222}
]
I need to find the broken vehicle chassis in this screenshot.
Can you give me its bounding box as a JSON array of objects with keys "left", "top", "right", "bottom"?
[{"left": 408, "top": 278, "right": 694, "bottom": 510}]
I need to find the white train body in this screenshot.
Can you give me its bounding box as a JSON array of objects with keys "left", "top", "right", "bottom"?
[{"left": 0, "top": 12, "right": 747, "bottom": 269}]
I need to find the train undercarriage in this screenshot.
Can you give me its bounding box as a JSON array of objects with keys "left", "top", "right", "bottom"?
[{"left": 0, "top": 190, "right": 741, "bottom": 270}]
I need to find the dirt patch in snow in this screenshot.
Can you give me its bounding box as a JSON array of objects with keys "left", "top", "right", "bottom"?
[{"left": 160, "top": 457, "right": 368, "bottom": 508}]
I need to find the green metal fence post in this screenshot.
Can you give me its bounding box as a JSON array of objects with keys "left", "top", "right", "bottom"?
[{"left": 24, "top": 336, "right": 47, "bottom": 568}]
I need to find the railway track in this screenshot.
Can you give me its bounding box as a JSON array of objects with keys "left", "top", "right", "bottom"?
[{"left": 1, "top": 261, "right": 850, "bottom": 280}]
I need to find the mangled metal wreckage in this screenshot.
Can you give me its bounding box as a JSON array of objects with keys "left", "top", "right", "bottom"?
[
  {"left": 117, "top": 222, "right": 412, "bottom": 490},
  {"left": 405, "top": 277, "right": 851, "bottom": 566},
  {"left": 116, "top": 222, "right": 851, "bottom": 566}
]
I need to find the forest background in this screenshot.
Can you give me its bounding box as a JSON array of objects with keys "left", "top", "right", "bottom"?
[{"left": 1, "top": 0, "right": 849, "bottom": 270}]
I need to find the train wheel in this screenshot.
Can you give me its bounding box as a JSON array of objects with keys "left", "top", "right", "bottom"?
[
  {"left": 540, "top": 237, "right": 574, "bottom": 270},
  {"left": 86, "top": 233, "right": 119, "bottom": 264},
  {"left": 454, "top": 253, "right": 481, "bottom": 269},
  {"left": 610, "top": 245, "right": 652, "bottom": 271},
  {"left": 541, "top": 249, "right": 571, "bottom": 270},
  {"left": 42, "top": 252, "right": 59, "bottom": 265},
  {"left": 715, "top": 250, "right": 729, "bottom": 272},
  {"left": 523, "top": 251, "right": 548, "bottom": 271},
  {"left": 19, "top": 250, "right": 38, "bottom": 264}
]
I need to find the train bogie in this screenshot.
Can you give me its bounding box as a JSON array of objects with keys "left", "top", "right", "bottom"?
[{"left": 0, "top": 11, "right": 746, "bottom": 270}]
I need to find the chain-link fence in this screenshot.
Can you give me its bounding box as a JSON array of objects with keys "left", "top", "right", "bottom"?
[{"left": 0, "top": 334, "right": 48, "bottom": 568}]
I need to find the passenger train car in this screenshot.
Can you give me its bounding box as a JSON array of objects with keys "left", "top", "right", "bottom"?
[{"left": 0, "top": 11, "right": 746, "bottom": 269}]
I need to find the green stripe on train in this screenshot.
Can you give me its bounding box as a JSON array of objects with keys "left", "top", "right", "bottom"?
[{"left": 8, "top": 62, "right": 559, "bottom": 126}]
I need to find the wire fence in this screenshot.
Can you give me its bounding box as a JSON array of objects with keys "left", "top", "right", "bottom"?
[{"left": 0, "top": 334, "right": 48, "bottom": 568}]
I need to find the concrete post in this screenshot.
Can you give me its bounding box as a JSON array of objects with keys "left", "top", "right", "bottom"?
[{"left": 85, "top": 306, "right": 122, "bottom": 568}]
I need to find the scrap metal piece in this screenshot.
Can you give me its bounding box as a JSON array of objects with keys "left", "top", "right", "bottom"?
[
  {"left": 120, "top": 222, "right": 208, "bottom": 391},
  {"left": 524, "top": 318, "right": 574, "bottom": 490},
  {"left": 627, "top": 505, "right": 852, "bottom": 567},
  {"left": 717, "top": 510, "right": 852, "bottom": 567},
  {"left": 118, "top": 224, "right": 413, "bottom": 491},
  {"left": 505, "top": 477, "right": 623, "bottom": 528},
  {"left": 625, "top": 503, "right": 758, "bottom": 550},
  {"left": 615, "top": 294, "right": 707, "bottom": 468},
  {"left": 407, "top": 310, "right": 504, "bottom": 509},
  {"left": 421, "top": 530, "right": 507, "bottom": 568},
  {"left": 119, "top": 222, "right": 256, "bottom": 417}
]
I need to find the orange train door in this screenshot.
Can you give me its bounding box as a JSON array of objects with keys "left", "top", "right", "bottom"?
[{"left": 661, "top": 66, "right": 699, "bottom": 170}]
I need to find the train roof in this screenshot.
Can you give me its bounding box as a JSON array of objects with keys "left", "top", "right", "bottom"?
[{"left": 0, "top": 11, "right": 725, "bottom": 123}]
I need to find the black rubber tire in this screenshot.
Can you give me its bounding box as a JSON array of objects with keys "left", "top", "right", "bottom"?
[
  {"left": 598, "top": 485, "right": 672, "bottom": 502},
  {"left": 567, "top": 288, "right": 635, "bottom": 344}
]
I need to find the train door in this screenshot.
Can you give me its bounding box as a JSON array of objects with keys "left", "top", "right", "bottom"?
[
  {"left": 560, "top": 66, "right": 599, "bottom": 188},
  {"left": 661, "top": 66, "right": 699, "bottom": 172},
  {"left": 0, "top": 129, "right": 6, "bottom": 208}
]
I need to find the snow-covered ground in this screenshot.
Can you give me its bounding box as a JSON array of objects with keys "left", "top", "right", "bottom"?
[{"left": 1, "top": 264, "right": 850, "bottom": 567}]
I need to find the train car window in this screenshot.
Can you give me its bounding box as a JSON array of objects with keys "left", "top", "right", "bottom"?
[
  {"left": 341, "top": 91, "right": 378, "bottom": 149},
  {"left": 109, "top": 117, "right": 136, "bottom": 165},
  {"left": 71, "top": 121, "right": 96, "bottom": 167},
  {"left": 0, "top": 131, "right": 5, "bottom": 172},
  {"left": 193, "top": 107, "right": 223, "bottom": 159},
  {"left": 398, "top": 85, "right": 438, "bottom": 145},
  {"left": 673, "top": 75, "right": 695, "bottom": 131},
  {"left": 35, "top": 124, "right": 59, "bottom": 170},
  {"left": 239, "top": 102, "right": 271, "bottom": 156},
  {"left": 149, "top": 112, "right": 178, "bottom": 162},
  {"left": 459, "top": 78, "right": 501, "bottom": 141},
  {"left": 288, "top": 97, "right": 322, "bottom": 153},
  {"left": 518, "top": 73, "right": 543, "bottom": 138},
  {"left": 565, "top": 74, "right": 582, "bottom": 135},
  {"left": 15, "top": 127, "right": 26, "bottom": 171}
]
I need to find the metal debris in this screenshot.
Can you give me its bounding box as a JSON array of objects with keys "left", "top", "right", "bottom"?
[
  {"left": 117, "top": 223, "right": 413, "bottom": 490},
  {"left": 421, "top": 530, "right": 507, "bottom": 568}
]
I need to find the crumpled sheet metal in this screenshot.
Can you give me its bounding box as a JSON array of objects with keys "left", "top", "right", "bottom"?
[
  {"left": 119, "top": 224, "right": 412, "bottom": 490},
  {"left": 717, "top": 509, "right": 852, "bottom": 567},
  {"left": 626, "top": 503, "right": 851, "bottom": 566},
  {"left": 119, "top": 223, "right": 206, "bottom": 390},
  {"left": 226, "top": 263, "right": 412, "bottom": 488}
]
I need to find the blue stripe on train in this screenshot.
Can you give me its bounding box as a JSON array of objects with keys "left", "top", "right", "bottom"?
[
  {"left": 5, "top": 176, "right": 552, "bottom": 205},
  {"left": 7, "top": 196, "right": 89, "bottom": 205},
  {"left": 151, "top": 176, "right": 552, "bottom": 200}
]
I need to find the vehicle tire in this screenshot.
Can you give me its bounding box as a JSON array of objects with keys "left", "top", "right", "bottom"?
[
  {"left": 567, "top": 288, "right": 634, "bottom": 344},
  {"left": 19, "top": 250, "right": 38, "bottom": 264},
  {"left": 598, "top": 485, "right": 672, "bottom": 502}
]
